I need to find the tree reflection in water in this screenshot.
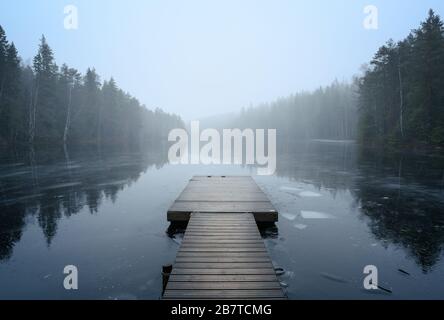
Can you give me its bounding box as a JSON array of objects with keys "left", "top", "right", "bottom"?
[
  {"left": 0, "top": 145, "right": 168, "bottom": 261},
  {"left": 273, "top": 141, "right": 444, "bottom": 272}
]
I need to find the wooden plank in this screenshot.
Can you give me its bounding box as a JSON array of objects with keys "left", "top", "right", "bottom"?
[
  {"left": 169, "top": 201, "right": 276, "bottom": 213},
  {"left": 186, "top": 222, "right": 257, "bottom": 226},
  {"left": 181, "top": 240, "right": 264, "bottom": 244},
  {"left": 178, "top": 248, "right": 267, "bottom": 252},
  {"left": 166, "top": 282, "right": 283, "bottom": 290},
  {"left": 178, "top": 193, "right": 269, "bottom": 202},
  {"left": 188, "top": 219, "right": 257, "bottom": 223},
  {"left": 173, "top": 262, "right": 273, "bottom": 269},
  {"left": 190, "top": 212, "right": 255, "bottom": 216},
  {"left": 175, "top": 257, "right": 271, "bottom": 263},
  {"left": 181, "top": 239, "right": 263, "bottom": 243},
  {"left": 183, "top": 234, "right": 261, "bottom": 237},
  {"left": 183, "top": 232, "right": 260, "bottom": 237},
  {"left": 184, "top": 229, "right": 259, "bottom": 232},
  {"left": 187, "top": 219, "right": 256, "bottom": 223},
  {"left": 163, "top": 290, "right": 285, "bottom": 299},
  {"left": 192, "top": 176, "right": 254, "bottom": 179},
  {"left": 180, "top": 244, "right": 266, "bottom": 249},
  {"left": 182, "top": 237, "right": 261, "bottom": 241},
  {"left": 185, "top": 227, "right": 259, "bottom": 231},
  {"left": 189, "top": 218, "right": 256, "bottom": 220},
  {"left": 176, "top": 252, "right": 270, "bottom": 258},
  {"left": 187, "top": 221, "right": 256, "bottom": 225},
  {"left": 186, "top": 226, "right": 257, "bottom": 229},
  {"left": 187, "top": 223, "right": 257, "bottom": 226},
  {"left": 183, "top": 233, "right": 260, "bottom": 237},
  {"left": 171, "top": 268, "right": 277, "bottom": 275},
  {"left": 185, "top": 226, "right": 258, "bottom": 231},
  {"left": 183, "top": 232, "right": 261, "bottom": 238},
  {"left": 189, "top": 219, "right": 255, "bottom": 222},
  {"left": 182, "top": 231, "right": 260, "bottom": 235},
  {"left": 169, "top": 274, "right": 279, "bottom": 282}
]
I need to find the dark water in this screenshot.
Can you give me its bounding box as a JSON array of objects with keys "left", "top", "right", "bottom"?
[{"left": 0, "top": 142, "right": 444, "bottom": 299}]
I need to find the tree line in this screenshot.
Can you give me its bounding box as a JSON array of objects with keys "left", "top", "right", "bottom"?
[
  {"left": 358, "top": 9, "right": 444, "bottom": 149},
  {"left": 2, "top": 9, "right": 443, "bottom": 151},
  {"left": 229, "top": 80, "right": 358, "bottom": 142},
  {"left": 218, "top": 10, "right": 444, "bottom": 151},
  {"left": 0, "top": 27, "right": 183, "bottom": 148}
]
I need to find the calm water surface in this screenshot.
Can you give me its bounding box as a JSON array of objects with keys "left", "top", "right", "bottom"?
[{"left": 0, "top": 142, "right": 444, "bottom": 299}]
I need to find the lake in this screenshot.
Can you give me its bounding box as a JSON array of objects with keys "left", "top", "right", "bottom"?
[{"left": 0, "top": 141, "right": 444, "bottom": 299}]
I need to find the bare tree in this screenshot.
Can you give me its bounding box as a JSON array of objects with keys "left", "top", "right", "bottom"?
[
  {"left": 61, "top": 65, "right": 80, "bottom": 147},
  {"left": 28, "top": 81, "right": 38, "bottom": 145},
  {"left": 63, "top": 85, "right": 73, "bottom": 145},
  {"left": 398, "top": 50, "right": 404, "bottom": 138}
]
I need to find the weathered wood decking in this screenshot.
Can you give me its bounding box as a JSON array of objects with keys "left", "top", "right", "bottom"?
[
  {"left": 163, "top": 176, "right": 285, "bottom": 300},
  {"left": 167, "top": 176, "right": 278, "bottom": 222},
  {"left": 163, "top": 213, "right": 286, "bottom": 300}
]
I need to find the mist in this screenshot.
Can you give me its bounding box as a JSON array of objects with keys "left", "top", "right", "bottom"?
[{"left": 1, "top": 0, "right": 443, "bottom": 121}]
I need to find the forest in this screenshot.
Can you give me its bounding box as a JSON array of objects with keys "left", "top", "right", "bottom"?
[
  {"left": 1, "top": 10, "right": 444, "bottom": 152},
  {"left": 230, "top": 80, "right": 358, "bottom": 142},
  {"left": 223, "top": 10, "right": 444, "bottom": 151},
  {"left": 0, "top": 27, "right": 183, "bottom": 149},
  {"left": 358, "top": 9, "right": 444, "bottom": 149}
]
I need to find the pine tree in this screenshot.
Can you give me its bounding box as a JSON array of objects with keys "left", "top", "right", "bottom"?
[
  {"left": 32, "top": 35, "right": 58, "bottom": 143},
  {"left": 79, "top": 68, "right": 101, "bottom": 143},
  {"left": 0, "top": 25, "right": 8, "bottom": 104},
  {"left": 411, "top": 9, "right": 444, "bottom": 144},
  {"left": 0, "top": 25, "right": 9, "bottom": 143},
  {"left": 3, "top": 43, "right": 22, "bottom": 142},
  {"left": 58, "top": 64, "right": 81, "bottom": 145}
]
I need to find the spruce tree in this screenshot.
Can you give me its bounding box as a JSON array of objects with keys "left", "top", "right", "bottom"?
[
  {"left": 32, "top": 35, "right": 58, "bottom": 142},
  {"left": 3, "top": 43, "right": 22, "bottom": 141}
]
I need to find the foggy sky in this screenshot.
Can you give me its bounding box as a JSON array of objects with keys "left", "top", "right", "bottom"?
[{"left": 1, "top": 0, "right": 443, "bottom": 120}]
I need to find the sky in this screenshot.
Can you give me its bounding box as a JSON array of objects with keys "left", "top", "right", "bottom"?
[{"left": 1, "top": 0, "right": 443, "bottom": 120}]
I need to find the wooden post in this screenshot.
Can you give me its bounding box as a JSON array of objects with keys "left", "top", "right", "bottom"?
[{"left": 162, "top": 264, "right": 173, "bottom": 296}]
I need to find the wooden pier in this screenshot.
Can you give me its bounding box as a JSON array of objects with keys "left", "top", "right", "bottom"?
[
  {"left": 167, "top": 176, "right": 278, "bottom": 223},
  {"left": 163, "top": 176, "right": 286, "bottom": 300}
]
